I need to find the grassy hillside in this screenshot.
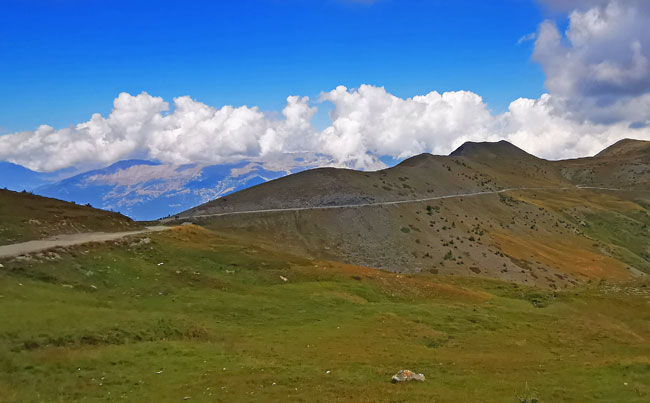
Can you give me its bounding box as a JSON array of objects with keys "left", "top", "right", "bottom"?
[
  {"left": 560, "top": 139, "right": 650, "bottom": 189},
  {"left": 1, "top": 140, "right": 649, "bottom": 401},
  {"left": 174, "top": 140, "right": 650, "bottom": 287},
  {"left": 0, "top": 225, "right": 648, "bottom": 402},
  {"left": 188, "top": 187, "right": 650, "bottom": 288},
  {"left": 0, "top": 189, "right": 140, "bottom": 246}
]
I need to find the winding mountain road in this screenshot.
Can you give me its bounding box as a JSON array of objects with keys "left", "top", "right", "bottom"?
[
  {"left": 177, "top": 185, "right": 634, "bottom": 220},
  {"left": 0, "top": 186, "right": 639, "bottom": 258}
]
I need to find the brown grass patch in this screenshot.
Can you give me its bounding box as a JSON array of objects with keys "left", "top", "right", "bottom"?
[
  {"left": 491, "top": 232, "right": 630, "bottom": 280},
  {"left": 303, "top": 261, "right": 492, "bottom": 302}
]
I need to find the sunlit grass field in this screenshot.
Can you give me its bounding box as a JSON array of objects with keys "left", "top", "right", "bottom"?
[{"left": 1, "top": 225, "right": 649, "bottom": 402}]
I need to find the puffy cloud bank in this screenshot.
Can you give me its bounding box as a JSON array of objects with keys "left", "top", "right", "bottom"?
[
  {"left": 318, "top": 84, "right": 648, "bottom": 167},
  {"left": 1, "top": 85, "right": 648, "bottom": 172},
  {"left": 1, "top": 0, "right": 649, "bottom": 172},
  {"left": 0, "top": 93, "right": 318, "bottom": 172},
  {"left": 534, "top": 0, "right": 650, "bottom": 123}
]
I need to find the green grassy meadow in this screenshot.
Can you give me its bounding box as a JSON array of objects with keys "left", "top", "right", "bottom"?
[{"left": 1, "top": 225, "right": 649, "bottom": 402}]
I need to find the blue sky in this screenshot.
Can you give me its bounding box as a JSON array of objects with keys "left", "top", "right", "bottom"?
[
  {"left": 0, "top": 0, "right": 548, "bottom": 133},
  {"left": 2, "top": 0, "right": 648, "bottom": 174}
]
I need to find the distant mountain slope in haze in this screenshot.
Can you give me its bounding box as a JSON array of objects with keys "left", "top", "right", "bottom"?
[
  {"left": 35, "top": 159, "right": 302, "bottom": 220},
  {"left": 0, "top": 154, "right": 325, "bottom": 220},
  {"left": 0, "top": 162, "right": 62, "bottom": 191}
]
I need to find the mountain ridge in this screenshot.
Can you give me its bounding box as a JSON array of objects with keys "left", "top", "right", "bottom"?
[
  {"left": 595, "top": 138, "right": 650, "bottom": 158},
  {"left": 449, "top": 139, "right": 540, "bottom": 160},
  {"left": 174, "top": 139, "right": 650, "bottom": 288},
  {"left": 2, "top": 138, "right": 648, "bottom": 220},
  {"left": 179, "top": 139, "right": 589, "bottom": 218}
]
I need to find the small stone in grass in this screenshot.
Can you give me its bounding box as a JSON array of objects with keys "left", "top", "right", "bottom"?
[{"left": 391, "top": 369, "right": 425, "bottom": 383}]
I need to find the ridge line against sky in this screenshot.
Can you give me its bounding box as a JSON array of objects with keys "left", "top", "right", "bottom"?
[{"left": 1, "top": 0, "right": 649, "bottom": 173}]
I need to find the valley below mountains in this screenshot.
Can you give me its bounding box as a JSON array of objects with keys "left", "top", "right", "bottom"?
[{"left": 1, "top": 139, "right": 649, "bottom": 402}]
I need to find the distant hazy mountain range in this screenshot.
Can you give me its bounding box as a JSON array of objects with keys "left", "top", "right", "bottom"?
[
  {"left": 0, "top": 161, "right": 65, "bottom": 192},
  {"left": 0, "top": 156, "right": 324, "bottom": 220}
]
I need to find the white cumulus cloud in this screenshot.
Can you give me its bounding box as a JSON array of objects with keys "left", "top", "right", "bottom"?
[
  {"left": 1, "top": 85, "right": 649, "bottom": 172},
  {"left": 319, "top": 85, "right": 649, "bottom": 164},
  {"left": 318, "top": 85, "right": 496, "bottom": 169},
  {"left": 0, "top": 93, "right": 318, "bottom": 172}
]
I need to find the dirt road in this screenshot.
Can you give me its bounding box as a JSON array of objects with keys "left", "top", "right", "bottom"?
[
  {"left": 177, "top": 185, "right": 635, "bottom": 220},
  {"left": 2, "top": 186, "right": 638, "bottom": 258},
  {"left": 0, "top": 226, "right": 171, "bottom": 259}
]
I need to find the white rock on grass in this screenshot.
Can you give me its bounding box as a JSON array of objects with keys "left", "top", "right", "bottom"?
[{"left": 391, "top": 369, "right": 426, "bottom": 383}]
